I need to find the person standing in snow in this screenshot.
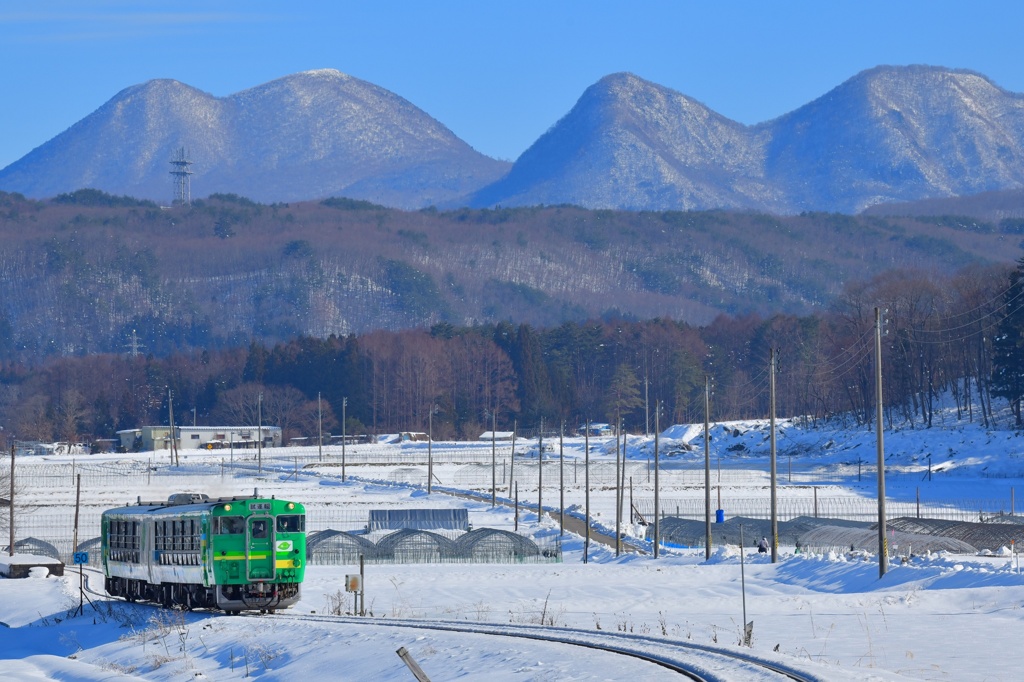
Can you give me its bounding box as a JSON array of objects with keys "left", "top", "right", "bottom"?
[{"left": 758, "top": 537, "right": 769, "bottom": 553}]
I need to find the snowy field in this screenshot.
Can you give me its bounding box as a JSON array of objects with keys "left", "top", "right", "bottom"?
[{"left": 3, "top": 407, "right": 1024, "bottom": 681}]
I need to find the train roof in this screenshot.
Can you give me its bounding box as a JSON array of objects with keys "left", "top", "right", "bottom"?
[{"left": 103, "top": 491, "right": 302, "bottom": 517}]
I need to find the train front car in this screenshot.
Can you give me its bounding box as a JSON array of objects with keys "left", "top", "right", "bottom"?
[
  {"left": 209, "top": 497, "right": 306, "bottom": 613},
  {"left": 101, "top": 493, "right": 306, "bottom": 613}
]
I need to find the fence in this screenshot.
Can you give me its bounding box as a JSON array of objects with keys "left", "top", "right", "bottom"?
[
  {"left": 4, "top": 450, "right": 1019, "bottom": 565},
  {"left": 636, "top": 495, "right": 1017, "bottom": 524},
  {"left": 5, "top": 505, "right": 560, "bottom": 567}
]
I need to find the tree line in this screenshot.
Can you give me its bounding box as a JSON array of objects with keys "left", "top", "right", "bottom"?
[
  {"left": 2, "top": 261, "right": 1022, "bottom": 448},
  {"left": 1, "top": 189, "right": 1020, "bottom": 366}
]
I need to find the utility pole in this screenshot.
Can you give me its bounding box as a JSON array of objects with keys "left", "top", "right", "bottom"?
[
  {"left": 510, "top": 419, "right": 517, "bottom": 496},
  {"left": 73, "top": 473, "right": 82, "bottom": 616},
  {"left": 559, "top": 422, "right": 564, "bottom": 536},
  {"left": 621, "top": 426, "right": 628, "bottom": 530},
  {"left": 257, "top": 392, "right": 263, "bottom": 474},
  {"left": 168, "top": 389, "right": 177, "bottom": 466},
  {"left": 876, "top": 307, "right": 889, "bottom": 577},
  {"left": 584, "top": 419, "right": 591, "bottom": 563},
  {"left": 8, "top": 442, "right": 13, "bottom": 557},
  {"left": 654, "top": 400, "right": 661, "bottom": 559},
  {"left": 538, "top": 416, "right": 544, "bottom": 518},
  {"left": 704, "top": 375, "right": 712, "bottom": 560},
  {"left": 644, "top": 358, "right": 650, "bottom": 438},
  {"left": 427, "top": 405, "right": 434, "bottom": 494},
  {"left": 615, "top": 411, "right": 622, "bottom": 557},
  {"left": 490, "top": 409, "right": 497, "bottom": 507},
  {"left": 770, "top": 348, "right": 778, "bottom": 564},
  {"left": 317, "top": 393, "right": 323, "bottom": 463},
  {"left": 342, "top": 397, "right": 347, "bottom": 482}
]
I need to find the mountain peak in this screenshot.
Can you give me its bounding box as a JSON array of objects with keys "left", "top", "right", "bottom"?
[{"left": 0, "top": 71, "right": 509, "bottom": 207}]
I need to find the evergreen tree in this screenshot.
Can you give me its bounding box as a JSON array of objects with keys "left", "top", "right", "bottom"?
[
  {"left": 992, "top": 257, "right": 1024, "bottom": 426},
  {"left": 605, "top": 362, "right": 643, "bottom": 425},
  {"left": 502, "top": 324, "right": 555, "bottom": 424}
]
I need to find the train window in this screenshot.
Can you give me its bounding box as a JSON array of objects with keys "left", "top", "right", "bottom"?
[
  {"left": 276, "top": 515, "right": 305, "bottom": 533},
  {"left": 251, "top": 519, "right": 268, "bottom": 539},
  {"left": 217, "top": 516, "right": 245, "bottom": 534}
]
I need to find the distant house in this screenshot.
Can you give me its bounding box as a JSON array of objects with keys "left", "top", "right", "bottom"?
[
  {"left": 478, "top": 431, "right": 515, "bottom": 441},
  {"left": 399, "top": 432, "right": 430, "bottom": 442},
  {"left": 117, "top": 425, "right": 282, "bottom": 452},
  {"left": 578, "top": 423, "right": 613, "bottom": 437}
]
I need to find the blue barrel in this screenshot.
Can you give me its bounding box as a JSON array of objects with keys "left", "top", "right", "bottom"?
[{"left": 715, "top": 509, "right": 725, "bottom": 523}]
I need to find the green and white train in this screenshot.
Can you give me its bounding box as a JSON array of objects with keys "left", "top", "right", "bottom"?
[{"left": 101, "top": 492, "right": 306, "bottom": 613}]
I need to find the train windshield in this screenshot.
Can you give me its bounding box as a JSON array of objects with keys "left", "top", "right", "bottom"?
[
  {"left": 277, "top": 515, "right": 305, "bottom": 533},
  {"left": 216, "top": 516, "right": 245, "bottom": 534}
]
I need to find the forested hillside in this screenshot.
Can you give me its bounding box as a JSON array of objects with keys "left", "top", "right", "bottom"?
[
  {"left": 0, "top": 260, "right": 1011, "bottom": 445},
  {"left": 0, "top": 189, "right": 1019, "bottom": 363}
]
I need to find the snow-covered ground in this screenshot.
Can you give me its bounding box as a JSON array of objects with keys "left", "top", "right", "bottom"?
[{"left": 3, "top": 406, "right": 1024, "bottom": 680}]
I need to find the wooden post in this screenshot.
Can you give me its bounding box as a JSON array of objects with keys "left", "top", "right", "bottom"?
[{"left": 396, "top": 647, "right": 432, "bottom": 682}]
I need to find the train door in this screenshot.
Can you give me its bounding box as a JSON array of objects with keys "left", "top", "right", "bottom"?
[{"left": 246, "top": 516, "right": 274, "bottom": 580}]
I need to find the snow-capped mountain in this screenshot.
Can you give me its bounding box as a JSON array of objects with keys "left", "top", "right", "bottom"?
[
  {"left": 471, "top": 65, "right": 1024, "bottom": 213},
  {"left": 5, "top": 65, "right": 1024, "bottom": 212},
  {"left": 467, "top": 73, "right": 786, "bottom": 212},
  {"left": 763, "top": 65, "right": 1024, "bottom": 213},
  {"left": 0, "top": 69, "right": 510, "bottom": 208}
]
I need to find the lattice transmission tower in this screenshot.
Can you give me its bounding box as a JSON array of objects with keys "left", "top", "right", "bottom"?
[{"left": 169, "top": 147, "right": 193, "bottom": 206}]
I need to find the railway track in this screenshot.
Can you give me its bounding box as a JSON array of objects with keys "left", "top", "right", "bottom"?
[
  {"left": 263, "top": 611, "right": 827, "bottom": 681},
  {"left": 79, "top": 567, "right": 824, "bottom": 681}
]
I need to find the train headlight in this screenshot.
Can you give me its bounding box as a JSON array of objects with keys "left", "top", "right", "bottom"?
[
  {"left": 287, "top": 503, "right": 295, "bottom": 510},
  {"left": 223, "top": 504, "right": 232, "bottom": 512}
]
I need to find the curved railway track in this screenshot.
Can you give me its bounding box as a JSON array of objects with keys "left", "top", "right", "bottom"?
[
  {"left": 79, "top": 567, "right": 824, "bottom": 681},
  {"left": 263, "top": 611, "right": 825, "bottom": 681}
]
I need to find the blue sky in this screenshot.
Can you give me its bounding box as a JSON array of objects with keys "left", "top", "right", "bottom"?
[{"left": 3, "top": 1, "right": 1024, "bottom": 169}]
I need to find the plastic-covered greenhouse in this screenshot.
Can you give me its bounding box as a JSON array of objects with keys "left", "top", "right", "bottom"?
[
  {"left": 647, "top": 515, "right": 1020, "bottom": 554},
  {"left": 307, "top": 530, "right": 379, "bottom": 565},
  {"left": 454, "top": 528, "right": 541, "bottom": 562}
]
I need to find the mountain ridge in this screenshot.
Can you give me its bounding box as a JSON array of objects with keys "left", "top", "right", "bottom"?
[
  {"left": 5, "top": 65, "right": 1024, "bottom": 212},
  {"left": 0, "top": 69, "right": 510, "bottom": 208}
]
